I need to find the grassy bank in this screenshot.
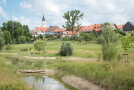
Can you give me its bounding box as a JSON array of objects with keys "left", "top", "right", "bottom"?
[
  {"left": 0, "top": 56, "right": 30, "bottom": 90},
  {"left": 45, "top": 59, "right": 134, "bottom": 90}
]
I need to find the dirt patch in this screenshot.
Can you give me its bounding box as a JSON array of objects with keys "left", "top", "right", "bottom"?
[
  {"left": 24, "top": 56, "right": 56, "bottom": 60},
  {"left": 62, "top": 75, "right": 105, "bottom": 90}
]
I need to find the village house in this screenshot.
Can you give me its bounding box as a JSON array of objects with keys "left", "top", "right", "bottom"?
[{"left": 123, "top": 21, "right": 134, "bottom": 32}]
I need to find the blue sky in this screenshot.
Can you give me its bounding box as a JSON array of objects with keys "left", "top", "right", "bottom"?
[{"left": 0, "top": 0, "right": 134, "bottom": 29}]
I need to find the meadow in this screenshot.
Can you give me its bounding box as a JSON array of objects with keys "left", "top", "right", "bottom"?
[{"left": 0, "top": 41, "right": 134, "bottom": 90}]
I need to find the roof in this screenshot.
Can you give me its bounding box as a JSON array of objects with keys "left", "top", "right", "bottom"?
[
  {"left": 54, "top": 28, "right": 67, "bottom": 32},
  {"left": 116, "top": 25, "right": 124, "bottom": 29},
  {"left": 29, "top": 30, "right": 40, "bottom": 35},
  {"left": 64, "top": 31, "right": 79, "bottom": 35},
  {"left": 46, "top": 26, "right": 60, "bottom": 32},
  {"left": 35, "top": 27, "right": 48, "bottom": 32}
]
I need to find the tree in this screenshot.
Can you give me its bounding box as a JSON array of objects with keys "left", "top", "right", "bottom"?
[
  {"left": 80, "top": 32, "right": 93, "bottom": 43},
  {"left": 59, "top": 41, "right": 73, "bottom": 56},
  {"left": 100, "top": 23, "right": 119, "bottom": 61},
  {"left": 1, "top": 21, "right": 31, "bottom": 43},
  {"left": 0, "top": 29, "right": 5, "bottom": 50},
  {"left": 17, "top": 36, "right": 26, "bottom": 44},
  {"left": 3, "top": 31, "right": 12, "bottom": 44},
  {"left": 121, "top": 36, "right": 132, "bottom": 54},
  {"left": 33, "top": 40, "right": 47, "bottom": 54},
  {"left": 63, "top": 10, "right": 83, "bottom": 36},
  {"left": 92, "top": 29, "right": 99, "bottom": 38}
]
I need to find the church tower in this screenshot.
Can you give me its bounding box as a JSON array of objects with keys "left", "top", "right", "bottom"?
[{"left": 42, "top": 14, "right": 45, "bottom": 27}]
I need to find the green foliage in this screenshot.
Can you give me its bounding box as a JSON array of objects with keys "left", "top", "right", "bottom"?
[
  {"left": 0, "top": 29, "right": 5, "bottom": 50},
  {"left": 70, "top": 35, "right": 79, "bottom": 41},
  {"left": 45, "top": 34, "right": 56, "bottom": 40},
  {"left": 121, "top": 36, "right": 132, "bottom": 53},
  {"left": 20, "top": 48, "right": 28, "bottom": 51},
  {"left": 63, "top": 10, "right": 83, "bottom": 36},
  {"left": 1, "top": 21, "right": 31, "bottom": 44},
  {"left": 92, "top": 29, "right": 99, "bottom": 38},
  {"left": 17, "top": 36, "right": 26, "bottom": 44},
  {"left": 59, "top": 41, "right": 73, "bottom": 56},
  {"left": 100, "top": 24, "right": 119, "bottom": 61},
  {"left": 62, "top": 37, "right": 70, "bottom": 41},
  {"left": 80, "top": 32, "right": 93, "bottom": 43},
  {"left": 116, "top": 28, "right": 126, "bottom": 36},
  {"left": 3, "top": 31, "right": 12, "bottom": 44},
  {"left": 33, "top": 40, "right": 47, "bottom": 54},
  {"left": 5, "top": 44, "right": 12, "bottom": 50}
]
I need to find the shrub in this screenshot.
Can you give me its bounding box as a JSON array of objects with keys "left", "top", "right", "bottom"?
[
  {"left": 70, "top": 35, "right": 79, "bottom": 41},
  {"left": 62, "top": 37, "right": 70, "bottom": 41},
  {"left": 59, "top": 41, "right": 73, "bottom": 56},
  {"left": 5, "top": 44, "right": 12, "bottom": 50},
  {"left": 33, "top": 39, "right": 47, "bottom": 54},
  {"left": 0, "top": 29, "right": 5, "bottom": 50},
  {"left": 20, "top": 48, "right": 28, "bottom": 51},
  {"left": 17, "top": 36, "right": 26, "bottom": 44},
  {"left": 100, "top": 23, "right": 119, "bottom": 61}
]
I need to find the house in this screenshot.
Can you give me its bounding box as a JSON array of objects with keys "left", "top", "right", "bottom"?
[
  {"left": 45, "top": 26, "right": 60, "bottom": 36},
  {"left": 123, "top": 22, "right": 134, "bottom": 32},
  {"left": 29, "top": 30, "right": 44, "bottom": 37},
  {"left": 81, "top": 24, "right": 117, "bottom": 34},
  {"left": 115, "top": 25, "right": 124, "bottom": 30}
]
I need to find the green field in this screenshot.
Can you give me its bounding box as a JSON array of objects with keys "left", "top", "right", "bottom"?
[{"left": 0, "top": 41, "right": 134, "bottom": 90}]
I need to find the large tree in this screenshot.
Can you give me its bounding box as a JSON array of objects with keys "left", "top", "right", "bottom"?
[
  {"left": 3, "top": 31, "right": 12, "bottom": 44},
  {"left": 0, "top": 29, "right": 5, "bottom": 50},
  {"left": 63, "top": 10, "right": 83, "bottom": 36},
  {"left": 1, "top": 21, "right": 31, "bottom": 43}
]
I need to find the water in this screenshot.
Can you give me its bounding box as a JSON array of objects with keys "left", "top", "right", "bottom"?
[{"left": 24, "top": 75, "right": 76, "bottom": 90}]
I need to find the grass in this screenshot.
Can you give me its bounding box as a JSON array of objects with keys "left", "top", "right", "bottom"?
[
  {"left": 45, "top": 59, "right": 134, "bottom": 90},
  {"left": 0, "top": 41, "right": 134, "bottom": 89}
]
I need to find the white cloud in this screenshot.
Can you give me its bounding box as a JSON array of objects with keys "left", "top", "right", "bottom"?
[
  {"left": 0, "top": 6, "right": 9, "bottom": 19},
  {"left": 12, "top": 16, "right": 41, "bottom": 30},
  {"left": 20, "top": 2, "right": 32, "bottom": 9},
  {"left": 19, "top": 0, "right": 134, "bottom": 29}
]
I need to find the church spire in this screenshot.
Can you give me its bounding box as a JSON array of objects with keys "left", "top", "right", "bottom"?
[
  {"left": 42, "top": 14, "right": 45, "bottom": 27},
  {"left": 42, "top": 14, "right": 45, "bottom": 21}
]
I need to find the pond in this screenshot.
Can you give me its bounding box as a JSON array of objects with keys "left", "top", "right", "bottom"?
[{"left": 24, "top": 75, "right": 76, "bottom": 90}]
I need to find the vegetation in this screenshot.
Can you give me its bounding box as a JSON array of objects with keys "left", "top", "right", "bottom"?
[
  {"left": 63, "top": 10, "right": 83, "bottom": 36},
  {"left": 121, "top": 36, "right": 132, "bottom": 54},
  {"left": 3, "top": 31, "right": 12, "bottom": 44},
  {"left": 1, "top": 21, "right": 32, "bottom": 44},
  {"left": 33, "top": 39, "right": 47, "bottom": 54},
  {"left": 0, "top": 29, "right": 5, "bottom": 50},
  {"left": 100, "top": 23, "right": 119, "bottom": 61},
  {"left": 80, "top": 32, "right": 93, "bottom": 43},
  {"left": 59, "top": 41, "right": 73, "bottom": 56}
]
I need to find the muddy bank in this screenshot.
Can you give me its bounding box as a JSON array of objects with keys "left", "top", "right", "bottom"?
[{"left": 62, "top": 75, "right": 105, "bottom": 90}]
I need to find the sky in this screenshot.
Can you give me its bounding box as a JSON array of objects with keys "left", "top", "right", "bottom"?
[{"left": 0, "top": 0, "right": 134, "bottom": 30}]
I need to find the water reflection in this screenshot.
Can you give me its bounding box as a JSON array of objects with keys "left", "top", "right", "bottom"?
[{"left": 24, "top": 75, "right": 75, "bottom": 90}]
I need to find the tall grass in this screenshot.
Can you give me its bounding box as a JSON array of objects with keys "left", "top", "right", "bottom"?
[{"left": 50, "top": 60, "right": 134, "bottom": 90}]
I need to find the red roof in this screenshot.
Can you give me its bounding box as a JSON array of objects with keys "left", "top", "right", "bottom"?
[
  {"left": 35, "top": 27, "right": 48, "bottom": 32},
  {"left": 64, "top": 31, "right": 79, "bottom": 35},
  {"left": 54, "top": 28, "right": 67, "bottom": 32},
  {"left": 116, "top": 25, "right": 124, "bottom": 29}
]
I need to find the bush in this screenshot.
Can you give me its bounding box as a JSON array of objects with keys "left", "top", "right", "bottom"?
[
  {"left": 20, "top": 48, "right": 28, "bottom": 51},
  {"left": 100, "top": 23, "right": 119, "bottom": 61},
  {"left": 17, "top": 36, "right": 26, "bottom": 44},
  {"left": 59, "top": 41, "right": 73, "bottom": 56},
  {"left": 62, "top": 37, "right": 70, "bottom": 41},
  {"left": 33, "top": 39, "right": 47, "bottom": 54},
  {"left": 5, "top": 44, "right": 12, "bottom": 50},
  {"left": 70, "top": 35, "right": 79, "bottom": 41}
]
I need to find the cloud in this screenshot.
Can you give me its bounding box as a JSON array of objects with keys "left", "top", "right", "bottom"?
[
  {"left": 19, "top": 0, "right": 134, "bottom": 29},
  {"left": 12, "top": 16, "right": 41, "bottom": 29},
  {"left": 0, "top": 6, "right": 9, "bottom": 19}
]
